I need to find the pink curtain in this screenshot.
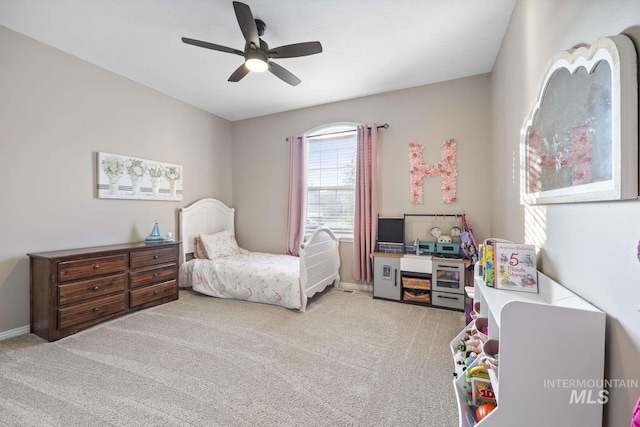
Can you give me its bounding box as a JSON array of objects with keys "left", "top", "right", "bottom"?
[
  {"left": 352, "top": 124, "right": 378, "bottom": 282},
  {"left": 286, "top": 135, "right": 306, "bottom": 256}
]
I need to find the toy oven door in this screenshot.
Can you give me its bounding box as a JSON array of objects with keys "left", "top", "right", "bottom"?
[{"left": 433, "top": 262, "right": 464, "bottom": 294}]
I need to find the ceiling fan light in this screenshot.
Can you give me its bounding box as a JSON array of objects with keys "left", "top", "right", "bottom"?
[
  {"left": 246, "top": 58, "right": 268, "bottom": 72},
  {"left": 245, "top": 50, "right": 268, "bottom": 72}
]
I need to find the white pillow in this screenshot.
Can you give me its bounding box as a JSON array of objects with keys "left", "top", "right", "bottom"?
[{"left": 199, "top": 230, "right": 239, "bottom": 260}]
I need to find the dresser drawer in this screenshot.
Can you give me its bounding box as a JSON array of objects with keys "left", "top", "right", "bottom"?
[
  {"left": 130, "top": 246, "right": 178, "bottom": 269},
  {"left": 58, "top": 254, "right": 128, "bottom": 282},
  {"left": 58, "top": 294, "right": 126, "bottom": 330},
  {"left": 58, "top": 274, "right": 126, "bottom": 306},
  {"left": 130, "top": 280, "right": 177, "bottom": 308},
  {"left": 129, "top": 265, "right": 177, "bottom": 289}
]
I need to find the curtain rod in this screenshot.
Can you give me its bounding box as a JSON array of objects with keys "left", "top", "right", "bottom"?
[
  {"left": 403, "top": 213, "right": 461, "bottom": 218},
  {"left": 287, "top": 123, "right": 389, "bottom": 142}
]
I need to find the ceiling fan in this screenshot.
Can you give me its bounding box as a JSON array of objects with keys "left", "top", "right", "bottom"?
[{"left": 181, "top": 1, "right": 323, "bottom": 86}]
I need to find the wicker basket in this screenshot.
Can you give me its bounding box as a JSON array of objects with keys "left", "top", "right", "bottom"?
[
  {"left": 403, "top": 291, "right": 431, "bottom": 303},
  {"left": 402, "top": 277, "right": 431, "bottom": 290}
]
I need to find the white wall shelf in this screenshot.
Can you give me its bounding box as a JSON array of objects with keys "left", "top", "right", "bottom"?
[{"left": 451, "top": 264, "right": 605, "bottom": 427}]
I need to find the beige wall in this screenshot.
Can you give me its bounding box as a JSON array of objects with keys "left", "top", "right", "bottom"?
[
  {"left": 491, "top": 1, "right": 640, "bottom": 425},
  {"left": 0, "top": 26, "right": 232, "bottom": 335},
  {"left": 231, "top": 75, "right": 493, "bottom": 284}
]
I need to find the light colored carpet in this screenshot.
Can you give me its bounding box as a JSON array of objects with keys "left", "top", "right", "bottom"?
[{"left": 0, "top": 288, "right": 465, "bottom": 426}]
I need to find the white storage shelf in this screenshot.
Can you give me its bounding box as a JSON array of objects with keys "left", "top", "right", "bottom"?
[{"left": 451, "top": 264, "right": 605, "bottom": 427}]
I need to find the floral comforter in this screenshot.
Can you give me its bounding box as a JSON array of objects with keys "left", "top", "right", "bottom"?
[{"left": 179, "top": 252, "right": 307, "bottom": 311}]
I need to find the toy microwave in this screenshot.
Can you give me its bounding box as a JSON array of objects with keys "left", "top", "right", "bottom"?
[
  {"left": 436, "top": 241, "right": 460, "bottom": 255},
  {"left": 417, "top": 240, "right": 436, "bottom": 255}
]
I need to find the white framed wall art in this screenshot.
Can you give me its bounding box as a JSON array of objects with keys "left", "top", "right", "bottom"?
[
  {"left": 520, "top": 34, "right": 638, "bottom": 204},
  {"left": 97, "top": 152, "right": 183, "bottom": 201}
]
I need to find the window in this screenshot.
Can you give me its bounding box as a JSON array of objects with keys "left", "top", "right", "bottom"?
[{"left": 305, "top": 126, "right": 357, "bottom": 239}]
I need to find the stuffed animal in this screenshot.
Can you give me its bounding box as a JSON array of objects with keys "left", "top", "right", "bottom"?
[
  {"left": 473, "top": 331, "right": 488, "bottom": 342},
  {"left": 465, "top": 354, "right": 477, "bottom": 366},
  {"left": 465, "top": 338, "right": 484, "bottom": 354},
  {"left": 469, "top": 326, "right": 488, "bottom": 341},
  {"left": 481, "top": 353, "right": 499, "bottom": 371}
]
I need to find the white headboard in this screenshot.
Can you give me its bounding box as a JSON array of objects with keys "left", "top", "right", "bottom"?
[{"left": 178, "top": 198, "right": 235, "bottom": 264}]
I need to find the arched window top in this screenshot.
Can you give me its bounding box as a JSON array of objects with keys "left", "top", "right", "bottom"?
[{"left": 304, "top": 122, "right": 359, "bottom": 140}]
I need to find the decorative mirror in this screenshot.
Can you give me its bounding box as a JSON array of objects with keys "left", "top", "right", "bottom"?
[{"left": 521, "top": 35, "right": 637, "bottom": 204}]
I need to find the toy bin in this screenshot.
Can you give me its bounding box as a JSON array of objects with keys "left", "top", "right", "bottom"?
[
  {"left": 402, "top": 277, "right": 431, "bottom": 290},
  {"left": 403, "top": 290, "right": 431, "bottom": 303}
]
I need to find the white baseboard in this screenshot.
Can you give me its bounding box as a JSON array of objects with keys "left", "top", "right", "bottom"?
[
  {"left": 0, "top": 325, "right": 30, "bottom": 342},
  {"left": 337, "top": 281, "right": 373, "bottom": 293}
]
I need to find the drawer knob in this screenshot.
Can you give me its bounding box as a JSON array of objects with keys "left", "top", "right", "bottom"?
[
  {"left": 154, "top": 290, "right": 159, "bottom": 294},
  {"left": 94, "top": 265, "right": 100, "bottom": 269},
  {"left": 153, "top": 255, "right": 159, "bottom": 259},
  {"left": 93, "top": 286, "right": 100, "bottom": 291},
  {"left": 153, "top": 273, "right": 158, "bottom": 277},
  {"left": 93, "top": 307, "right": 100, "bottom": 312}
]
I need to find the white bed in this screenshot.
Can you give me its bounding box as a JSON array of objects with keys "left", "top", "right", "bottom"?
[{"left": 178, "top": 198, "right": 340, "bottom": 311}]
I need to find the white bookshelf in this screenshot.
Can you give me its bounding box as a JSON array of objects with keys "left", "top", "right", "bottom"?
[{"left": 451, "top": 264, "right": 605, "bottom": 427}]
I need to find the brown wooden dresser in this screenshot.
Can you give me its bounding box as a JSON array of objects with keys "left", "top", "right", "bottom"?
[{"left": 28, "top": 241, "right": 180, "bottom": 341}]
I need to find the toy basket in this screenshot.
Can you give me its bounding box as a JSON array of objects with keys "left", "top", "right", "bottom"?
[
  {"left": 402, "top": 277, "right": 431, "bottom": 290},
  {"left": 403, "top": 290, "right": 431, "bottom": 303}
]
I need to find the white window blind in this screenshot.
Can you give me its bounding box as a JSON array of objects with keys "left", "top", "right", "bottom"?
[{"left": 306, "top": 131, "right": 356, "bottom": 238}]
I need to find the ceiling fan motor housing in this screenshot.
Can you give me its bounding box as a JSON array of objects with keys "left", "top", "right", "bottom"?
[
  {"left": 255, "top": 19, "right": 266, "bottom": 36},
  {"left": 245, "top": 48, "right": 268, "bottom": 72}
]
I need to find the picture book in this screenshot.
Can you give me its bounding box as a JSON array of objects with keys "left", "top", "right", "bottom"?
[
  {"left": 494, "top": 242, "right": 538, "bottom": 293},
  {"left": 471, "top": 377, "right": 497, "bottom": 407},
  {"left": 484, "top": 243, "right": 494, "bottom": 287},
  {"left": 481, "top": 238, "right": 512, "bottom": 287}
]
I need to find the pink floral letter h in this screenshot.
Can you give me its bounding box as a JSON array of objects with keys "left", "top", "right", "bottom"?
[{"left": 409, "top": 139, "right": 457, "bottom": 204}]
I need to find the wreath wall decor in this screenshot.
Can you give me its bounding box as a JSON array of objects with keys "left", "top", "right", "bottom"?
[{"left": 409, "top": 139, "right": 457, "bottom": 204}]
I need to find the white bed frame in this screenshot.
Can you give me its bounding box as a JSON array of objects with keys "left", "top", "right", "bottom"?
[{"left": 179, "top": 198, "right": 341, "bottom": 298}]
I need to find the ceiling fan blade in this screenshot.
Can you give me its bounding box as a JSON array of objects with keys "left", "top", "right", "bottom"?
[
  {"left": 232, "top": 1, "right": 260, "bottom": 48},
  {"left": 268, "top": 41, "right": 323, "bottom": 59},
  {"left": 181, "top": 37, "right": 243, "bottom": 56},
  {"left": 228, "top": 63, "right": 250, "bottom": 82},
  {"left": 268, "top": 61, "right": 301, "bottom": 86}
]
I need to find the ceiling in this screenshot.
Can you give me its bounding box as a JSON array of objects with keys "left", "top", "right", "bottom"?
[{"left": 0, "top": 0, "right": 516, "bottom": 122}]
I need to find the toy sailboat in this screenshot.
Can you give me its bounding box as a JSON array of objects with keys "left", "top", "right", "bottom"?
[{"left": 144, "top": 220, "right": 165, "bottom": 243}]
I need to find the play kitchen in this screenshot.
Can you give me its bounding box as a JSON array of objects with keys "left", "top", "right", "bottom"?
[{"left": 372, "top": 214, "right": 474, "bottom": 311}]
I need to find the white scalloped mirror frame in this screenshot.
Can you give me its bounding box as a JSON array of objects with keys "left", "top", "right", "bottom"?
[{"left": 521, "top": 34, "right": 637, "bottom": 204}]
